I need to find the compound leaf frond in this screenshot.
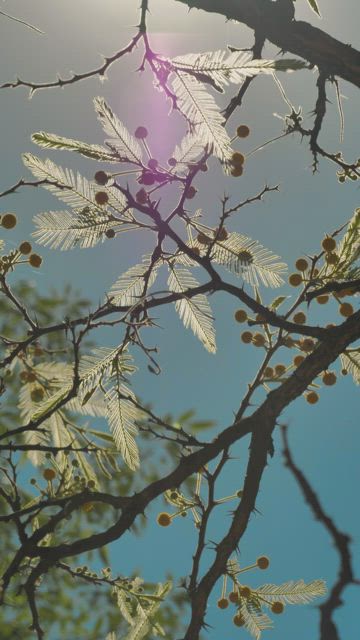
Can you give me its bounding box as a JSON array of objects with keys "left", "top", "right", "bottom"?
[
  {"left": 240, "top": 601, "right": 273, "bottom": 640},
  {"left": 94, "top": 97, "right": 143, "bottom": 164},
  {"left": 172, "top": 50, "right": 306, "bottom": 90},
  {"left": 109, "top": 257, "right": 159, "bottom": 306},
  {"left": 32, "top": 131, "right": 118, "bottom": 162},
  {"left": 105, "top": 384, "right": 141, "bottom": 470},
  {"left": 32, "top": 209, "right": 115, "bottom": 250},
  {"left": 340, "top": 350, "right": 360, "bottom": 385},
  {"left": 168, "top": 265, "right": 216, "bottom": 353},
  {"left": 209, "top": 232, "right": 287, "bottom": 288},
  {"left": 256, "top": 579, "right": 327, "bottom": 605},
  {"left": 171, "top": 71, "right": 232, "bottom": 167}
]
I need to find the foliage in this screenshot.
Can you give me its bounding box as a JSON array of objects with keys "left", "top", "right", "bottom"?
[{"left": 0, "top": 2, "right": 359, "bottom": 639}]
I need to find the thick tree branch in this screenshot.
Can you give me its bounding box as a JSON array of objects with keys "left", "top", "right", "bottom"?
[
  {"left": 175, "top": 0, "right": 360, "bottom": 88},
  {"left": 305, "top": 278, "right": 360, "bottom": 302},
  {"left": 181, "top": 308, "right": 360, "bottom": 639}
]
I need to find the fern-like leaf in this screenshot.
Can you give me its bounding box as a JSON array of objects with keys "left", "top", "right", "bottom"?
[
  {"left": 171, "top": 71, "right": 232, "bottom": 167},
  {"left": 30, "top": 385, "right": 72, "bottom": 422},
  {"left": 67, "top": 392, "right": 106, "bottom": 418},
  {"left": 23, "top": 153, "right": 128, "bottom": 215},
  {"left": 23, "top": 153, "right": 99, "bottom": 210},
  {"left": 105, "top": 385, "right": 141, "bottom": 470},
  {"left": 208, "top": 232, "right": 287, "bottom": 288},
  {"left": 18, "top": 383, "right": 49, "bottom": 465},
  {"left": 256, "top": 579, "right": 327, "bottom": 605},
  {"left": 94, "top": 97, "right": 143, "bottom": 164},
  {"left": 32, "top": 132, "right": 117, "bottom": 162},
  {"left": 240, "top": 601, "right": 273, "bottom": 640},
  {"left": 79, "top": 348, "right": 136, "bottom": 401},
  {"left": 49, "top": 412, "right": 73, "bottom": 454},
  {"left": 334, "top": 208, "right": 360, "bottom": 278},
  {"left": 167, "top": 265, "right": 216, "bottom": 353},
  {"left": 109, "top": 258, "right": 159, "bottom": 306},
  {"left": 124, "top": 583, "right": 171, "bottom": 640},
  {"left": 340, "top": 350, "right": 360, "bottom": 385},
  {"left": 112, "top": 586, "right": 135, "bottom": 627},
  {"left": 172, "top": 131, "right": 206, "bottom": 166},
  {"left": 32, "top": 209, "right": 115, "bottom": 250},
  {"left": 172, "top": 50, "right": 306, "bottom": 91}
]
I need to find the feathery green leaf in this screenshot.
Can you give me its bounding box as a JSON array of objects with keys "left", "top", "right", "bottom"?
[
  {"left": 124, "top": 582, "right": 172, "bottom": 640},
  {"left": 105, "top": 385, "right": 141, "bottom": 470},
  {"left": 256, "top": 579, "right": 327, "bottom": 605},
  {"left": 94, "top": 97, "right": 143, "bottom": 164},
  {"left": 207, "top": 232, "right": 287, "bottom": 288},
  {"left": 340, "top": 350, "right": 360, "bottom": 385},
  {"left": 32, "top": 132, "right": 118, "bottom": 162},
  {"left": 171, "top": 71, "right": 232, "bottom": 167},
  {"left": 168, "top": 265, "right": 216, "bottom": 352},
  {"left": 240, "top": 601, "right": 273, "bottom": 640},
  {"left": 172, "top": 132, "right": 206, "bottom": 166},
  {"left": 23, "top": 153, "right": 128, "bottom": 214},
  {"left": 109, "top": 257, "right": 159, "bottom": 306},
  {"left": 172, "top": 50, "right": 306, "bottom": 91},
  {"left": 32, "top": 209, "right": 115, "bottom": 250},
  {"left": 79, "top": 348, "right": 136, "bottom": 401}
]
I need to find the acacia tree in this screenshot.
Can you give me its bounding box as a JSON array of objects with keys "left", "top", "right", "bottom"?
[{"left": 0, "top": 1, "right": 359, "bottom": 639}]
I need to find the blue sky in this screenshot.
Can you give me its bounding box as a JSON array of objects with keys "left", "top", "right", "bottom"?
[{"left": 1, "top": 1, "right": 359, "bottom": 638}]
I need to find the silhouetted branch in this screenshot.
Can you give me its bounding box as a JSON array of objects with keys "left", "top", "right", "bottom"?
[
  {"left": 281, "top": 425, "right": 359, "bottom": 640},
  {"left": 223, "top": 29, "right": 265, "bottom": 122},
  {"left": 174, "top": 0, "right": 360, "bottom": 89},
  {"left": 310, "top": 71, "right": 329, "bottom": 171},
  {"left": 1, "top": 309, "right": 359, "bottom": 634},
  {"left": 305, "top": 278, "right": 360, "bottom": 302},
  {"left": 0, "top": 178, "right": 67, "bottom": 199},
  {"left": 0, "top": 33, "right": 142, "bottom": 96}
]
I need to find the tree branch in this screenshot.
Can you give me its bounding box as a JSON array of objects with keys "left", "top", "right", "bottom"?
[
  {"left": 6, "top": 309, "right": 358, "bottom": 582},
  {"left": 281, "top": 425, "right": 359, "bottom": 640},
  {"left": 174, "top": 0, "right": 360, "bottom": 88}
]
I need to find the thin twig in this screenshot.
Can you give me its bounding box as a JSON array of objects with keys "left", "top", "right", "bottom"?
[
  {"left": 0, "top": 33, "right": 142, "bottom": 95},
  {"left": 0, "top": 10, "right": 44, "bottom": 35}
]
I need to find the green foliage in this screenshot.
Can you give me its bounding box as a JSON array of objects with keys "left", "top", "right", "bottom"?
[
  {"left": 1, "top": 3, "right": 358, "bottom": 638},
  {"left": 0, "top": 282, "right": 189, "bottom": 639},
  {"left": 168, "top": 265, "right": 216, "bottom": 353},
  {"left": 31, "top": 132, "right": 118, "bottom": 162}
]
